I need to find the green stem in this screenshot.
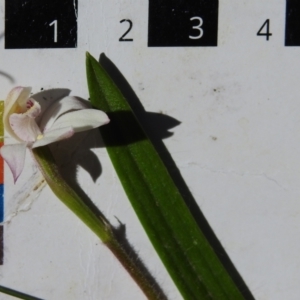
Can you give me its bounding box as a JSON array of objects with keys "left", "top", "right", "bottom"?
[
  {"left": 31, "top": 146, "right": 165, "bottom": 300},
  {"left": 0, "top": 285, "right": 42, "bottom": 300}
]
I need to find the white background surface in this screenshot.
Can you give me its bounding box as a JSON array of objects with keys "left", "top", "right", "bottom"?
[{"left": 0, "top": 0, "right": 300, "bottom": 299}]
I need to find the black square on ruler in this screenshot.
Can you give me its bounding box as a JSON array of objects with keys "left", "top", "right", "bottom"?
[
  {"left": 5, "top": 0, "right": 77, "bottom": 49},
  {"left": 285, "top": 0, "right": 300, "bottom": 46},
  {"left": 148, "top": 0, "right": 218, "bottom": 47}
]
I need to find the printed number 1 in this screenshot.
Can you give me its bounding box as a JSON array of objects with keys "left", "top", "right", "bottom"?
[
  {"left": 257, "top": 19, "right": 272, "bottom": 41},
  {"left": 49, "top": 20, "right": 58, "bottom": 43}
]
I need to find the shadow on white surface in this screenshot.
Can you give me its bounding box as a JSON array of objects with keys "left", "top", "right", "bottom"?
[{"left": 49, "top": 121, "right": 168, "bottom": 299}]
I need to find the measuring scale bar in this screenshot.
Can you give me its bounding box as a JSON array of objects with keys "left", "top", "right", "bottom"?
[{"left": 4, "top": 0, "right": 300, "bottom": 48}]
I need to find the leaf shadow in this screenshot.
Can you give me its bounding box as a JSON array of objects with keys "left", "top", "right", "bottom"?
[
  {"left": 99, "top": 53, "right": 255, "bottom": 300},
  {"left": 48, "top": 98, "right": 168, "bottom": 299}
]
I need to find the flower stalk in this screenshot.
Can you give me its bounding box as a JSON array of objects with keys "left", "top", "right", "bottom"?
[
  {"left": 32, "top": 146, "right": 165, "bottom": 300},
  {"left": 0, "top": 285, "right": 43, "bottom": 300}
]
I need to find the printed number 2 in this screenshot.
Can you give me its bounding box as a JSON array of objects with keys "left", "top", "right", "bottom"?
[
  {"left": 119, "top": 19, "right": 133, "bottom": 41},
  {"left": 189, "top": 17, "right": 204, "bottom": 39},
  {"left": 49, "top": 20, "right": 58, "bottom": 43},
  {"left": 257, "top": 19, "right": 272, "bottom": 41}
]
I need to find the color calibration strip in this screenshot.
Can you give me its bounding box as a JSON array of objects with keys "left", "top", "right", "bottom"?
[{"left": 0, "top": 101, "right": 4, "bottom": 265}]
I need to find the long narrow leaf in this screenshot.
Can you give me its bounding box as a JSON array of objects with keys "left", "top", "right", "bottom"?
[{"left": 86, "top": 52, "right": 244, "bottom": 299}]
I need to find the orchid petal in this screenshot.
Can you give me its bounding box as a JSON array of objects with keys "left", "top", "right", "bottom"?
[
  {"left": 49, "top": 109, "right": 109, "bottom": 133},
  {"left": 32, "top": 127, "right": 75, "bottom": 148},
  {"left": 38, "top": 96, "right": 91, "bottom": 132},
  {"left": 4, "top": 86, "right": 32, "bottom": 141},
  {"left": 9, "top": 112, "right": 42, "bottom": 142},
  {"left": 0, "top": 143, "right": 27, "bottom": 183}
]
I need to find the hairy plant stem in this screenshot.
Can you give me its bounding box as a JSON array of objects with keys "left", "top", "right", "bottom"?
[
  {"left": 0, "top": 285, "right": 42, "bottom": 300},
  {"left": 31, "top": 146, "right": 164, "bottom": 300}
]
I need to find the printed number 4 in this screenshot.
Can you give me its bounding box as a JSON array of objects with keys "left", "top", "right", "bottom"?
[{"left": 257, "top": 19, "right": 272, "bottom": 41}]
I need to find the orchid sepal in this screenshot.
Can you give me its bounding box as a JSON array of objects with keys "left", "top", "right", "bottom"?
[{"left": 0, "top": 143, "right": 27, "bottom": 183}]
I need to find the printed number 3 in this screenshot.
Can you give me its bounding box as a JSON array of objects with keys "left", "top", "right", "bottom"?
[{"left": 189, "top": 17, "right": 204, "bottom": 39}]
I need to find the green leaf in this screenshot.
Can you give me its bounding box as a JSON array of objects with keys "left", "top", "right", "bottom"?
[{"left": 86, "top": 52, "right": 245, "bottom": 299}]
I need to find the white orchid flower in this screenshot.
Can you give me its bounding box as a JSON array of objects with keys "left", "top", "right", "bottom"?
[{"left": 0, "top": 86, "right": 109, "bottom": 183}]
